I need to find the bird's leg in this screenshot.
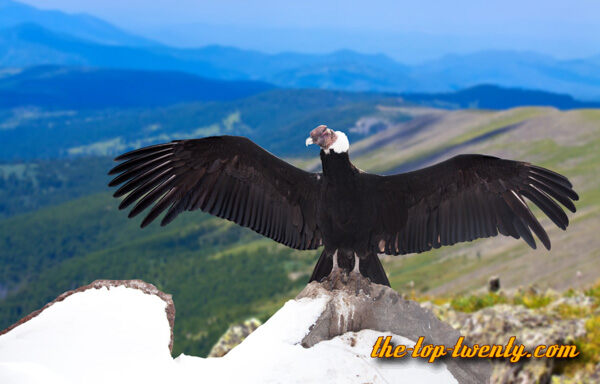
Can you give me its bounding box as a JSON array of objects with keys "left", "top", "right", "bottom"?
[
  {"left": 329, "top": 250, "right": 341, "bottom": 290},
  {"left": 332, "top": 249, "right": 339, "bottom": 270},
  {"left": 352, "top": 253, "right": 360, "bottom": 274},
  {"left": 352, "top": 253, "right": 361, "bottom": 295}
]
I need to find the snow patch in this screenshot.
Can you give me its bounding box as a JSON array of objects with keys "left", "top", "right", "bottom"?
[
  {"left": 0, "top": 285, "right": 173, "bottom": 384},
  {"left": 0, "top": 283, "right": 457, "bottom": 384}
]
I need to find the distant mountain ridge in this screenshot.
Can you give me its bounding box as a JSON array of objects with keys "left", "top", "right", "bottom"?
[
  {"left": 0, "top": 0, "right": 152, "bottom": 46},
  {"left": 403, "top": 84, "right": 600, "bottom": 110},
  {"left": 0, "top": 65, "right": 274, "bottom": 108},
  {"left": 0, "top": 1, "right": 600, "bottom": 100},
  {"left": 0, "top": 23, "right": 231, "bottom": 77},
  {"left": 0, "top": 65, "right": 598, "bottom": 111}
]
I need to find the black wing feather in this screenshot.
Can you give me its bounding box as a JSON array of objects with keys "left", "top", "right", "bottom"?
[
  {"left": 108, "top": 136, "right": 322, "bottom": 250},
  {"left": 373, "top": 154, "right": 578, "bottom": 254}
]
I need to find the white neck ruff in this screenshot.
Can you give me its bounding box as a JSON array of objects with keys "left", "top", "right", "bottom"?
[{"left": 324, "top": 131, "right": 349, "bottom": 154}]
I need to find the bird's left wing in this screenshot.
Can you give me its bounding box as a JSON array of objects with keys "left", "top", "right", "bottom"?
[
  {"left": 371, "top": 154, "right": 578, "bottom": 255},
  {"left": 108, "top": 136, "right": 322, "bottom": 250}
]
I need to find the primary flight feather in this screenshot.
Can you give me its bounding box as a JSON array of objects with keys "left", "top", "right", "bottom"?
[{"left": 108, "top": 125, "right": 578, "bottom": 286}]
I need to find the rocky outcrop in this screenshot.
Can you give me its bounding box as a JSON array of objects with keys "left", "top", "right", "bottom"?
[
  {"left": 552, "top": 363, "right": 600, "bottom": 383},
  {"left": 202, "top": 273, "right": 490, "bottom": 382},
  {"left": 208, "top": 318, "right": 262, "bottom": 357},
  {"left": 447, "top": 304, "right": 583, "bottom": 384},
  {"left": 209, "top": 281, "right": 598, "bottom": 384},
  {"left": 420, "top": 288, "right": 594, "bottom": 384},
  {"left": 297, "top": 274, "right": 492, "bottom": 384}
]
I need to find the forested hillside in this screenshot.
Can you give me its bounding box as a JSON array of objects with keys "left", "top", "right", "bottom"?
[{"left": 0, "top": 89, "right": 393, "bottom": 161}]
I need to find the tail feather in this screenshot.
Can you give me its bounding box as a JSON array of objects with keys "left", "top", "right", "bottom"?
[
  {"left": 360, "top": 252, "right": 390, "bottom": 287},
  {"left": 309, "top": 249, "right": 333, "bottom": 283},
  {"left": 309, "top": 250, "right": 390, "bottom": 287}
]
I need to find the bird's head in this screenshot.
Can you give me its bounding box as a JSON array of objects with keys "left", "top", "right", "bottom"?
[{"left": 305, "top": 125, "right": 349, "bottom": 154}]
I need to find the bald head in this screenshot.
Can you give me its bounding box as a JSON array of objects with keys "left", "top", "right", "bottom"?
[
  {"left": 305, "top": 125, "right": 349, "bottom": 154},
  {"left": 306, "top": 124, "right": 337, "bottom": 148}
]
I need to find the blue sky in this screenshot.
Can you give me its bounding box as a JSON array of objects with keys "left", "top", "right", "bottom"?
[{"left": 18, "top": 0, "right": 600, "bottom": 62}]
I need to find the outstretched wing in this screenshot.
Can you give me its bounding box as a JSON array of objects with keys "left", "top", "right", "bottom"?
[
  {"left": 108, "top": 136, "right": 322, "bottom": 250},
  {"left": 373, "top": 154, "right": 578, "bottom": 255}
]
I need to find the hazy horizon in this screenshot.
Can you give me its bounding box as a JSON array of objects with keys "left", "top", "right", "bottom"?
[{"left": 15, "top": 0, "right": 600, "bottom": 63}]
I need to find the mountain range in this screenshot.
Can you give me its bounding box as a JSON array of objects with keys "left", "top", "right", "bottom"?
[
  {"left": 0, "top": 0, "right": 152, "bottom": 46},
  {"left": 0, "top": 65, "right": 274, "bottom": 109},
  {"left": 0, "top": 0, "right": 599, "bottom": 100}
]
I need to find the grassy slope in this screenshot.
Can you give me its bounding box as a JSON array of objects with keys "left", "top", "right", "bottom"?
[
  {"left": 348, "top": 107, "right": 600, "bottom": 295},
  {"left": 1, "top": 105, "right": 599, "bottom": 357}
]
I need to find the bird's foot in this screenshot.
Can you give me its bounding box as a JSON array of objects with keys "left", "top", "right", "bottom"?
[
  {"left": 340, "top": 271, "right": 350, "bottom": 285},
  {"left": 327, "top": 250, "right": 344, "bottom": 290},
  {"left": 328, "top": 267, "right": 345, "bottom": 290},
  {"left": 345, "top": 270, "right": 369, "bottom": 296},
  {"left": 323, "top": 252, "right": 371, "bottom": 295},
  {"left": 324, "top": 270, "right": 371, "bottom": 295},
  {"left": 348, "top": 253, "right": 371, "bottom": 295}
]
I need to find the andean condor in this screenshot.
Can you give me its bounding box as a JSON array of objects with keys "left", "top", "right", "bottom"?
[{"left": 108, "top": 125, "right": 578, "bottom": 286}]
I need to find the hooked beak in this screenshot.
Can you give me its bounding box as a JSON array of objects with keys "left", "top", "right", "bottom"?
[{"left": 305, "top": 137, "right": 314, "bottom": 146}]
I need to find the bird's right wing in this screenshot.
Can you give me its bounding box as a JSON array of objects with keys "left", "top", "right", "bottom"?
[
  {"left": 371, "top": 154, "right": 578, "bottom": 255},
  {"left": 108, "top": 136, "right": 323, "bottom": 250}
]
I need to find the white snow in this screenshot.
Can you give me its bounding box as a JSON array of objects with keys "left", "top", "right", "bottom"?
[
  {"left": 0, "top": 285, "right": 173, "bottom": 384},
  {"left": 0, "top": 284, "right": 457, "bottom": 384}
]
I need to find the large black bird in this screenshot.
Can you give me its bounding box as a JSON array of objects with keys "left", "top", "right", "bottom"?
[{"left": 108, "top": 125, "right": 578, "bottom": 286}]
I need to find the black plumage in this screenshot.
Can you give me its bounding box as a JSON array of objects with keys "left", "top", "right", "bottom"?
[
  {"left": 110, "top": 137, "right": 323, "bottom": 250},
  {"left": 108, "top": 129, "right": 578, "bottom": 287}
]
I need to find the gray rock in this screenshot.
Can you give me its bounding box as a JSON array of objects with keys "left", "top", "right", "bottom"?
[
  {"left": 296, "top": 273, "right": 492, "bottom": 384},
  {"left": 423, "top": 301, "right": 587, "bottom": 384}
]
